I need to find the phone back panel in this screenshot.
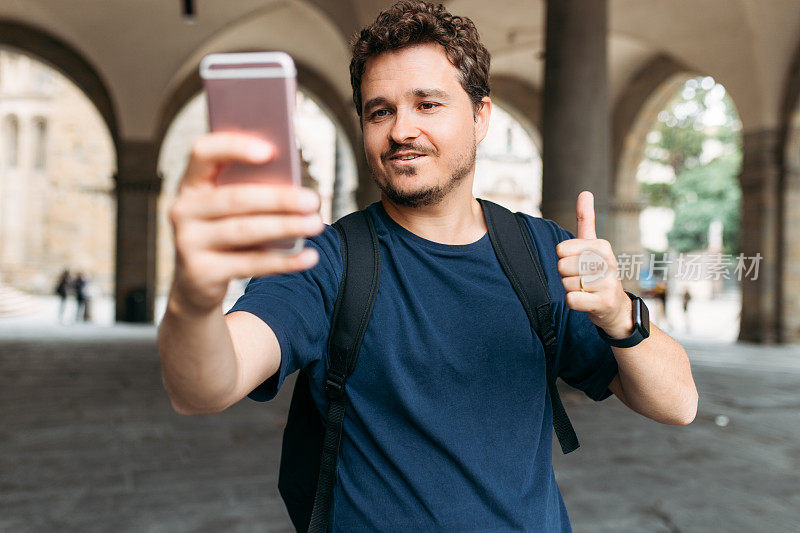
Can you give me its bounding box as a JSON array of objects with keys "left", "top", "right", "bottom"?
[
  {"left": 203, "top": 60, "right": 300, "bottom": 187},
  {"left": 200, "top": 53, "right": 303, "bottom": 252}
]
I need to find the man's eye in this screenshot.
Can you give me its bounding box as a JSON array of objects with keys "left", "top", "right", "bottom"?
[
  {"left": 420, "top": 102, "right": 439, "bottom": 110},
  {"left": 371, "top": 109, "right": 389, "bottom": 119}
]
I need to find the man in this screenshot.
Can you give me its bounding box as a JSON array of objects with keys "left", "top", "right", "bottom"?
[{"left": 158, "top": 1, "right": 698, "bottom": 531}]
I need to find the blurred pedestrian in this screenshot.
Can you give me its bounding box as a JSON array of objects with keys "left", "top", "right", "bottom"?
[
  {"left": 55, "top": 269, "right": 72, "bottom": 324},
  {"left": 682, "top": 288, "right": 692, "bottom": 333},
  {"left": 73, "top": 272, "right": 91, "bottom": 322}
]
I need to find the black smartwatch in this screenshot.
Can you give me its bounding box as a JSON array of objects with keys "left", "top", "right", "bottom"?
[{"left": 596, "top": 291, "right": 650, "bottom": 348}]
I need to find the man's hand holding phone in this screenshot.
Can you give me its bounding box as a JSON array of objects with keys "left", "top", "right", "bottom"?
[{"left": 167, "top": 131, "right": 323, "bottom": 315}]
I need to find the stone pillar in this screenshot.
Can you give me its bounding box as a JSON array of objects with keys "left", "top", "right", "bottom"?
[
  {"left": 114, "top": 141, "right": 161, "bottom": 323},
  {"left": 610, "top": 199, "right": 647, "bottom": 292},
  {"left": 354, "top": 146, "right": 379, "bottom": 210},
  {"left": 541, "top": 0, "right": 611, "bottom": 236},
  {"left": 332, "top": 131, "right": 358, "bottom": 220},
  {"left": 738, "top": 130, "right": 781, "bottom": 343},
  {"left": 782, "top": 115, "right": 800, "bottom": 342}
]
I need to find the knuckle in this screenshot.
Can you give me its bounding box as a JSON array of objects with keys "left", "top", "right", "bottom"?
[
  {"left": 285, "top": 216, "right": 307, "bottom": 236},
  {"left": 234, "top": 254, "right": 261, "bottom": 279},
  {"left": 168, "top": 203, "right": 182, "bottom": 226},
  {"left": 169, "top": 198, "right": 191, "bottom": 225},
  {"left": 190, "top": 137, "right": 208, "bottom": 159},
  {"left": 565, "top": 292, "right": 577, "bottom": 308},
  {"left": 173, "top": 225, "right": 196, "bottom": 251},
  {"left": 249, "top": 252, "right": 297, "bottom": 277},
  {"left": 232, "top": 217, "right": 254, "bottom": 238},
  {"left": 219, "top": 187, "right": 242, "bottom": 212},
  {"left": 282, "top": 215, "right": 299, "bottom": 232},
  {"left": 275, "top": 188, "right": 297, "bottom": 210}
]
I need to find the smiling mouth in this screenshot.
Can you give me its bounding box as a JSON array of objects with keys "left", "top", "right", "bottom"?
[{"left": 389, "top": 154, "right": 426, "bottom": 162}]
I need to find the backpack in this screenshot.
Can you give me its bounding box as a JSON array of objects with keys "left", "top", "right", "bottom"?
[{"left": 278, "top": 199, "right": 579, "bottom": 533}]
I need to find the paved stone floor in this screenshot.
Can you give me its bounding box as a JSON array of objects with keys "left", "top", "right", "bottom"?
[{"left": 1, "top": 324, "right": 798, "bottom": 532}]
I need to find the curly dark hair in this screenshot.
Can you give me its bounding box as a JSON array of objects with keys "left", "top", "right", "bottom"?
[{"left": 349, "top": 0, "right": 491, "bottom": 119}]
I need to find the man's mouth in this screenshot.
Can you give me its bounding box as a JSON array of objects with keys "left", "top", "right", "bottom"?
[{"left": 389, "top": 153, "right": 426, "bottom": 163}]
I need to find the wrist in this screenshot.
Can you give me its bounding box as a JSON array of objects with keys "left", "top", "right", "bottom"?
[
  {"left": 167, "top": 281, "right": 223, "bottom": 319},
  {"left": 596, "top": 291, "right": 650, "bottom": 348},
  {"left": 599, "top": 294, "right": 634, "bottom": 339}
]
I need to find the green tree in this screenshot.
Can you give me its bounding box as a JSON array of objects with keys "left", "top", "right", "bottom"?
[{"left": 639, "top": 77, "right": 742, "bottom": 254}]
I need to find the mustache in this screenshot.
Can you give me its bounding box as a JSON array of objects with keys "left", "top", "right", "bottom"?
[{"left": 383, "top": 142, "right": 435, "bottom": 160}]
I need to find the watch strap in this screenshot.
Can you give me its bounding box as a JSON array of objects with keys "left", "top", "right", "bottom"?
[{"left": 596, "top": 292, "right": 650, "bottom": 348}]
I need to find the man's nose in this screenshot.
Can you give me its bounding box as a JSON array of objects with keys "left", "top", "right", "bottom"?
[{"left": 389, "top": 108, "right": 420, "bottom": 144}]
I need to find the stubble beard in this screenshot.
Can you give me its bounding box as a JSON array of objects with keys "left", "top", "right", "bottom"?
[{"left": 369, "top": 136, "right": 477, "bottom": 208}]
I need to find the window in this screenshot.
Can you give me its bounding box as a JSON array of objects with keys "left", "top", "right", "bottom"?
[
  {"left": 33, "top": 117, "right": 47, "bottom": 170},
  {"left": 4, "top": 115, "right": 19, "bottom": 168}
]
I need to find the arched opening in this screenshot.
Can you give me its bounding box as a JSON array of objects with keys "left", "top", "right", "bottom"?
[
  {"left": 155, "top": 87, "right": 358, "bottom": 319},
  {"left": 630, "top": 75, "right": 743, "bottom": 341},
  {"left": 474, "top": 102, "right": 542, "bottom": 215},
  {"left": 0, "top": 48, "right": 116, "bottom": 322}
]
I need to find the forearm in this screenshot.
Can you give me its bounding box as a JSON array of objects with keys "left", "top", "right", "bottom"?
[
  {"left": 157, "top": 289, "right": 241, "bottom": 415},
  {"left": 611, "top": 324, "right": 698, "bottom": 425}
]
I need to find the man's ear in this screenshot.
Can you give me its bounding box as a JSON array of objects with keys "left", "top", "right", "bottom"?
[{"left": 474, "top": 96, "right": 492, "bottom": 144}]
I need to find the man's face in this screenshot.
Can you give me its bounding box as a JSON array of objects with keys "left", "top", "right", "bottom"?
[{"left": 360, "top": 42, "right": 490, "bottom": 208}]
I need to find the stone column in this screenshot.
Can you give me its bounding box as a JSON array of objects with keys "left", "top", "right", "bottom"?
[
  {"left": 332, "top": 131, "right": 358, "bottom": 220},
  {"left": 738, "top": 130, "right": 781, "bottom": 343},
  {"left": 541, "top": 0, "right": 611, "bottom": 237},
  {"left": 781, "top": 116, "right": 800, "bottom": 342},
  {"left": 114, "top": 141, "right": 161, "bottom": 323},
  {"left": 610, "top": 199, "right": 647, "bottom": 292},
  {"left": 354, "top": 147, "right": 379, "bottom": 210}
]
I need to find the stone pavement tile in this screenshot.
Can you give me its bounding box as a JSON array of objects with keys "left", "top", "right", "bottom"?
[
  {"left": 553, "top": 361, "right": 800, "bottom": 532},
  {"left": 2, "top": 328, "right": 799, "bottom": 531}
]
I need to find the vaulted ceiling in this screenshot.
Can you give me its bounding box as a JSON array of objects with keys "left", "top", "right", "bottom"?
[{"left": 1, "top": 0, "right": 798, "bottom": 138}]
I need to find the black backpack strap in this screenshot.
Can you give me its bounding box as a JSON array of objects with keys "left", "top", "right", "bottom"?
[
  {"left": 307, "top": 210, "right": 381, "bottom": 533},
  {"left": 479, "top": 198, "right": 580, "bottom": 454}
]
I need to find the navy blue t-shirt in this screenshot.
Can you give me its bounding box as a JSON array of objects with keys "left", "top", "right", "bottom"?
[{"left": 227, "top": 200, "right": 618, "bottom": 532}]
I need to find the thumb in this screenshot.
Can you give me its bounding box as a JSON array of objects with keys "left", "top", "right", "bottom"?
[{"left": 576, "top": 191, "right": 597, "bottom": 239}]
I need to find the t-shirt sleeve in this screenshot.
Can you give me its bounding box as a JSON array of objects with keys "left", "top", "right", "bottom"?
[
  {"left": 523, "top": 216, "right": 619, "bottom": 401},
  {"left": 224, "top": 225, "right": 342, "bottom": 402}
]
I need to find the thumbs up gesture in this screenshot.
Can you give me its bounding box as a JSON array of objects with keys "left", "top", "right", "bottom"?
[{"left": 556, "top": 191, "right": 634, "bottom": 339}]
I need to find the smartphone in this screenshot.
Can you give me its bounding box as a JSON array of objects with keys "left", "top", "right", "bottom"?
[{"left": 200, "top": 51, "right": 303, "bottom": 253}]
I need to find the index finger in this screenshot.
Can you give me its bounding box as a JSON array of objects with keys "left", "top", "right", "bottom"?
[
  {"left": 181, "top": 183, "right": 321, "bottom": 219},
  {"left": 181, "top": 132, "right": 275, "bottom": 189}
]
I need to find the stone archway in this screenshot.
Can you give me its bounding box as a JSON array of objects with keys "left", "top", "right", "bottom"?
[
  {"left": 613, "top": 56, "right": 752, "bottom": 341},
  {"left": 0, "top": 21, "right": 120, "bottom": 320},
  {"left": 489, "top": 74, "right": 543, "bottom": 152},
  {"left": 612, "top": 55, "right": 692, "bottom": 258},
  {"left": 0, "top": 20, "right": 119, "bottom": 148},
  {"left": 481, "top": 74, "right": 544, "bottom": 214}
]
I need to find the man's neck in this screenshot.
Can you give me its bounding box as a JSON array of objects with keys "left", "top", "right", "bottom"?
[{"left": 380, "top": 189, "right": 487, "bottom": 245}]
